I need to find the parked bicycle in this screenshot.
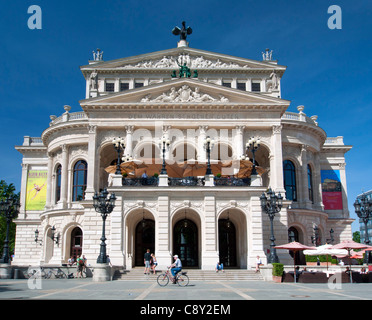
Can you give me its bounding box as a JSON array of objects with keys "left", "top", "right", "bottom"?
[
  {"left": 27, "top": 266, "right": 67, "bottom": 279},
  {"left": 48, "top": 268, "right": 67, "bottom": 279},
  {"left": 27, "top": 266, "right": 47, "bottom": 279},
  {"left": 157, "top": 267, "right": 189, "bottom": 287}
]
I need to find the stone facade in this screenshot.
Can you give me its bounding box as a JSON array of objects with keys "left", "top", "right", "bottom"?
[{"left": 13, "top": 43, "right": 353, "bottom": 270}]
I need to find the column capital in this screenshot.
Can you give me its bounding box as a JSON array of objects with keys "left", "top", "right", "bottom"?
[
  {"left": 235, "top": 125, "right": 246, "bottom": 134},
  {"left": 199, "top": 125, "right": 209, "bottom": 133},
  {"left": 272, "top": 125, "right": 282, "bottom": 134},
  {"left": 125, "top": 125, "right": 134, "bottom": 134}
]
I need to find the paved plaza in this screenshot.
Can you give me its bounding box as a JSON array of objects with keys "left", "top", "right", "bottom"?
[{"left": 1, "top": 278, "right": 371, "bottom": 301}]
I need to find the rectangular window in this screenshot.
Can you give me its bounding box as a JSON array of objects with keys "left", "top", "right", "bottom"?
[
  {"left": 135, "top": 82, "right": 144, "bottom": 88},
  {"left": 222, "top": 82, "right": 231, "bottom": 88},
  {"left": 252, "top": 82, "right": 261, "bottom": 92},
  {"left": 105, "top": 82, "right": 115, "bottom": 92},
  {"left": 120, "top": 82, "right": 129, "bottom": 91}
]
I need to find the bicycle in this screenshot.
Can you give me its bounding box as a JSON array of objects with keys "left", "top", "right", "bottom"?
[
  {"left": 48, "top": 268, "right": 67, "bottom": 279},
  {"left": 27, "top": 266, "right": 67, "bottom": 279},
  {"left": 157, "top": 267, "right": 189, "bottom": 287},
  {"left": 27, "top": 266, "right": 48, "bottom": 279}
]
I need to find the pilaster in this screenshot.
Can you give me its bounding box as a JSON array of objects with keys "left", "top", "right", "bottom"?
[{"left": 85, "top": 125, "right": 98, "bottom": 199}]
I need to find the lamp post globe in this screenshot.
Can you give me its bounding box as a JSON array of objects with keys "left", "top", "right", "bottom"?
[
  {"left": 159, "top": 136, "right": 170, "bottom": 175},
  {"left": 112, "top": 137, "right": 126, "bottom": 175},
  {"left": 204, "top": 136, "right": 215, "bottom": 175},
  {"left": 246, "top": 137, "right": 260, "bottom": 175}
]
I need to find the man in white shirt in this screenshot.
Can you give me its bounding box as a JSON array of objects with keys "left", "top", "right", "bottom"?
[{"left": 171, "top": 254, "right": 182, "bottom": 282}]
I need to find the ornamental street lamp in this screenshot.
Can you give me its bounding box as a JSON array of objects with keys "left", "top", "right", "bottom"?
[
  {"left": 204, "top": 136, "right": 215, "bottom": 175},
  {"left": 326, "top": 228, "right": 334, "bottom": 244},
  {"left": 93, "top": 188, "right": 116, "bottom": 264},
  {"left": 354, "top": 194, "right": 372, "bottom": 264},
  {"left": 311, "top": 225, "right": 320, "bottom": 246},
  {"left": 112, "top": 137, "right": 126, "bottom": 175},
  {"left": 159, "top": 136, "right": 170, "bottom": 175},
  {"left": 260, "top": 188, "right": 283, "bottom": 263},
  {"left": 246, "top": 137, "right": 260, "bottom": 175},
  {"left": 0, "top": 197, "right": 20, "bottom": 263},
  {"left": 51, "top": 226, "right": 60, "bottom": 246},
  {"left": 34, "top": 229, "right": 42, "bottom": 245}
]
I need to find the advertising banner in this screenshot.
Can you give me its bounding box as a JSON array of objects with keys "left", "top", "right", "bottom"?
[
  {"left": 25, "top": 170, "right": 47, "bottom": 211},
  {"left": 321, "top": 170, "right": 342, "bottom": 210}
]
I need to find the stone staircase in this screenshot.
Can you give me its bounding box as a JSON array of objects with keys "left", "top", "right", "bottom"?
[{"left": 112, "top": 268, "right": 263, "bottom": 281}]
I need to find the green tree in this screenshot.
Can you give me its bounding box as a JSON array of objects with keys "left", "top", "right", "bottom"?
[
  {"left": 353, "top": 231, "right": 361, "bottom": 243},
  {"left": 0, "top": 180, "right": 19, "bottom": 258}
]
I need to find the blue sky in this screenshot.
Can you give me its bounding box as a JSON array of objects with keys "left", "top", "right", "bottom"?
[{"left": 0, "top": 0, "right": 371, "bottom": 233}]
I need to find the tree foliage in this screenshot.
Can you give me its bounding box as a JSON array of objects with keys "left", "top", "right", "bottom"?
[{"left": 0, "top": 180, "right": 19, "bottom": 256}]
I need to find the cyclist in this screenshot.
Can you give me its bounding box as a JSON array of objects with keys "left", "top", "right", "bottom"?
[{"left": 170, "top": 254, "right": 182, "bottom": 283}]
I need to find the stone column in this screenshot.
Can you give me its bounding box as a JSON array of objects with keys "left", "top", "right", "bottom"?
[
  {"left": 198, "top": 125, "right": 208, "bottom": 162},
  {"left": 108, "top": 194, "right": 124, "bottom": 266},
  {"left": 60, "top": 144, "right": 69, "bottom": 209},
  {"left": 45, "top": 153, "right": 53, "bottom": 210},
  {"left": 157, "top": 196, "right": 171, "bottom": 269},
  {"left": 300, "top": 145, "right": 312, "bottom": 209},
  {"left": 19, "top": 163, "right": 29, "bottom": 218},
  {"left": 202, "top": 195, "right": 218, "bottom": 269},
  {"left": 235, "top": 125, "right": 245, "bottom": 158},
  {"left": 249, "top": 195, "right": 267, "bottom": 268},
  {"left": 270, "top": 125, "right": 284, "bottom": 192},
  {"left": 313, "top": 153, "right": 324, "bottom": 210},
  {"left": 338, "top": 163, "right": 349, "bottom": 218},
  {"left": 125, "top": 125, "right": 134, "bottom": 157}
]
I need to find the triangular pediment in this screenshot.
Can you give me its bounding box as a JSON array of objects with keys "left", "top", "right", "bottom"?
[
  {"left": 80, "top": 47, "right": 286, "bottom": 74},
  {"left": 80, "top": 78, "right": 290, "bottom": 111}
]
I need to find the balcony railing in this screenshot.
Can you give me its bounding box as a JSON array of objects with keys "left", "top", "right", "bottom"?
[
  {"left": 214, "top": 177, "right": 251, "bottom": 186},
  {"left": 122, "top": 177, "right": 158, "bottom": 186},
  {"left": 168, "top": 177, "right": 205, "bottom": 186},
  {"left": 120, "top": 176, "right": 252, "bottom": 187}
]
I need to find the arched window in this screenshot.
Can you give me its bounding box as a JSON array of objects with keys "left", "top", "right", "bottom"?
[
  {"left": 307, "top": 164, "right": 314, "bottom": 203},
  {"left": 283, "top": 160, "right": 297, "bottom": 201},
  {"left": 70, "top": 227, "right": 83, "bottom": 261},
  {"left": 55, "top": 164, "right": 62, "bottom": 203},
  {"left": 72, "top": 160, "right": 87, "bottom": 201}
]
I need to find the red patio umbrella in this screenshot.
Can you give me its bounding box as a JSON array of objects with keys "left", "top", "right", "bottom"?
[
  {"left": 330, "top": 240, "right": 372, "bottom": 282},
  {"left": 275, "top": 241, "right": 316, "bottom": 283}
]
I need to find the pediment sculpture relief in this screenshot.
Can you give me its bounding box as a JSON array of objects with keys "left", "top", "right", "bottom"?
[
  {"left": 140, "top": 85, "right": 229, "bottom": 103},
  {"left": 122, "top": 54, "right": 246, "bottom": 69}
]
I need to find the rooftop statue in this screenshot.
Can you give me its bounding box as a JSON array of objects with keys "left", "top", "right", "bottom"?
[
  {"left": 92, "top": 48, "right": 104, "bottom": 61},
  {"left": 172, "top": 21, "right": 192, "bottom": 41},
  {"left": 262, "top": 48, "right": 273, "bottom": 61}
]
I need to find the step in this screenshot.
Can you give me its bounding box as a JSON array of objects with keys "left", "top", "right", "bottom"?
[{"left": 112, "top": 269, "right": 264, "bottom": 281}]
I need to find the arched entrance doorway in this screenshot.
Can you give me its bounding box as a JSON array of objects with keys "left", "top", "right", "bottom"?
[
  {"left": 288, "top": 226, "right": 306, "bottom": 265},
  {"left": 135, "top": 219, "right": 155, "bottom": 266},
  {"left": 70, "top": 227, "right": 83, "bottom": 261},
  {"left": 173, "top": 219, "right": 198, "bottom": 267},
  {"left": 218, "top": 219, "right": 237, "bottom": 267},
  {"left": 218, "top": 209, "right": 247, "bottom": 268}
]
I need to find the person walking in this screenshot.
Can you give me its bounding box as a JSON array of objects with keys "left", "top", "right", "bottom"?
[
  {"left": 151, "top": 253, "right": 158, "bottom": 274},
  {"left": 76, "top": 255, "right": 84, "bottom": 278},
  {"left": 144, "top": 249, "right": 151, "bottom": 275}
]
